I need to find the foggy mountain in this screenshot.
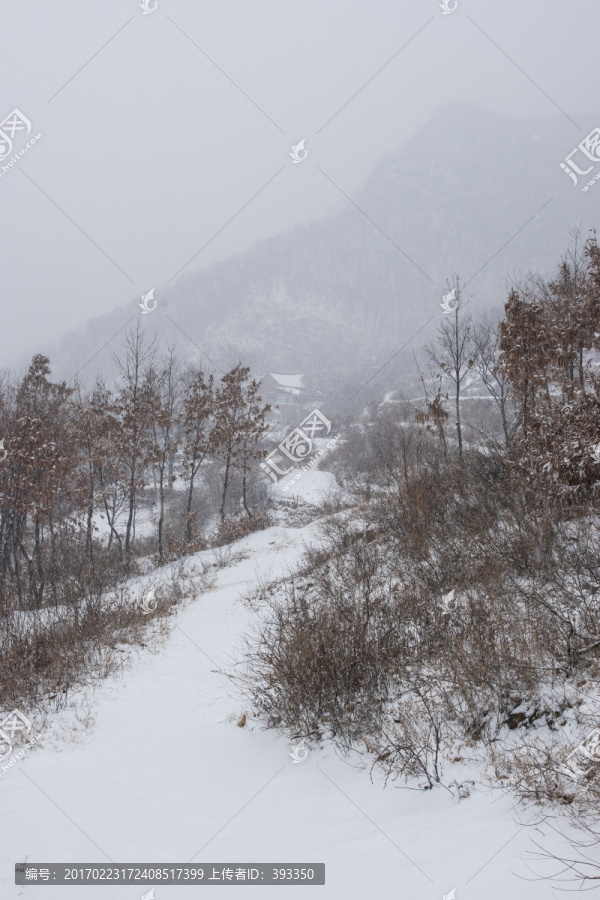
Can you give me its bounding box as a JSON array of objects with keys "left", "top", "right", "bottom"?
[{"left": 36, "top": 101, "right": 598, "bottom": 399}]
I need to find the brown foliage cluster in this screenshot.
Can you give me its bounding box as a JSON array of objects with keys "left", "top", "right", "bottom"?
[{"left": 499, "top": 231, "right": 600, "bottom": 498}]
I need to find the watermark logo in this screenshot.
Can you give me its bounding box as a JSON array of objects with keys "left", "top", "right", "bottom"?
[
  {"left": 0, "top": 709, "right": 39, "bottom": 779},
  {"left": 443, "top": 891, "right": 456, "bottom": 900},
  {"left": 441, "top": 589, "right": 456, "bottom": 615},
  {"left": 0, "top": 109, "right": 32, "bottom": 160},
  {"left": 0, "top": 709, "right": 32, "bottom": 760},
  {"left": 440, "top": 289, "right": 458, "bottom": 314},
  {"left": 289, "top": 139, "right": 308, "bottom": 164},
  {"left": 592, "top": 442, "right": 600, "bottom": 463},
  {"left": 261, "top": 409, "right": 332, "bottom": 484},
  {"left": 139, "top": 288, "right": 157, "bottom": 314},
  {"left": 141, "top": 890, "right": 156, "bottom": 900},
  {"left": 139, "top": 0, "right": 158, "bottom": 13},
  {"left": 439, "top": 0, "right": 458, "bottom": 13},
  {"left": 0, "top": 438, "right": 7, "bottom": 462},
  {"left": 141, "top": 589, "right": 157, "bottom": 614},
  {"left": 559, "top": 728, "right": 600, "bottom": 788},
  {"left": 0, "top": 108, "right": 41, "bottom": 180},
  {"left": 290, "top": 739, "right": 308, "bottom": 763},
  {"left": 560, "top": 126, "right": 600, "bottom": 191}
]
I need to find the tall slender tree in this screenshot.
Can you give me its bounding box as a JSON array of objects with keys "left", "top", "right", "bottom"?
[
  {"left": 181, "top": 367, "right": 214, "bottom": 543},
  {"left": 113, "top": 325, "right": 156, "bottom": 567},
  {"left": 469, "top": 322, "right": 515, "bottom": 447},
  {"left": 211, "top": 364, "right": 271, "bottom": 521},
  {"left": 426, "top": 279, "right": 472, "bottom": 458},
  {"left": 147, "top": 350, "right": 182, "bottom": 562}
]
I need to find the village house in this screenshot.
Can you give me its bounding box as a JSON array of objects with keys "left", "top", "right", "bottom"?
[{"left": 259, "top": 372, "right": 307, "bottom": 406}]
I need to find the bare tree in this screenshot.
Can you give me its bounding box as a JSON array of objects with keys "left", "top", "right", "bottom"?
[
  {"left": 211, "top": 364, "right": 271, "bottom": 521},
  {"left": 425, "top": 278, "right": 473, "bottom": 458},
  {"left": 469, "top": 321, "right": 516, "bottom": 447},
  {"left": 147, "top": 350, "right": 182, "bottom": 562},
  {"left": 113, "top": 325, "right": 156, "bottom": 567},
  {"left": 181, "top": 367, "right": 214, "bottom": 543},
  {"left": 72, "top": 381, "right": 115, "bottom": 560},
  {"left": 414, "top": 365, "right": 449, "bottom": 459}
]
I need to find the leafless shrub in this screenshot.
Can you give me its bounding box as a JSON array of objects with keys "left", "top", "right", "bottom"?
[
  {"left": 362, "top": 680, "right": 456, "bottom": 789},
  {"left": 238, "top": 432, "right": 600, "bottom": 814},
  {"left": 238, "top": 544, "right": 404, "bottom": 747},
  {"left": 0, "top": 554, "right": 187, "bottom": 713},
  {"left": 524, "top": 809, "right": 600, "bottom": 891},
  {"left": 212, "top": 512, "right": 272, "bottom": 549}
]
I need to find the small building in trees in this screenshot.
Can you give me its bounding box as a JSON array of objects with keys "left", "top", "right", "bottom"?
[{"left": 260, "top": 373, "right": 307, "bottom": 406}]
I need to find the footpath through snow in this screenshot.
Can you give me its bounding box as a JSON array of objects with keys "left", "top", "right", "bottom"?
[{"left": 2, "top": 521, "right": 558, "bottom": 899}]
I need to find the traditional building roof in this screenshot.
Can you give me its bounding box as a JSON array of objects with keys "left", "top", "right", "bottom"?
[{"left": 262, "top": 373, "right": 306, "bottom": 395}]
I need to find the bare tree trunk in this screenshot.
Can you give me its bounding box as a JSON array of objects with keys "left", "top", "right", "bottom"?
[
  {"left": 125, "top": 468, "right": 136, "bottom": 567},
  {"left": 103, "top": 494, "right": 122, "bottom": 555},
  {"left": 523, "top": 378, "right": 529, "bottom": 436},
  {"left": 186, "top": 462, "right": 196, "bottom": 542},
  {"left": 158, "top": 464, "right": 165, "bottom": 563},
  {"left": 455, "top": 385, "right": 462, "bottom": 458},
  {"left": 454, "top": 307, "right": 463, "bottom": 458},
  {"left": 220, "top": 450, "right": 232, "bottom": 522},
  {"left": 242, "top": 471, "right": 251, "bottom": 517},
  {"left": 35, "top": 518, "right": 45, "bottom": 606},
  {"left": 241, "top": 438, "right": 252, "bottom": 517},
  {"left": 499, "top": 392, "right": 510, "bottom": 447},
  {"left": 86, "top": 501, "right": 94, "bottom": 559}
]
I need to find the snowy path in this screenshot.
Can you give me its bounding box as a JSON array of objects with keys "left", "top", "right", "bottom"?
[{"left": 3, "top": 523, "right": 555, "bottom": 899}]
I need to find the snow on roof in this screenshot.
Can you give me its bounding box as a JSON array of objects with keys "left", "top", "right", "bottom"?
[{"left": 267, "top": 373, "right": 306, "bottom": 389}]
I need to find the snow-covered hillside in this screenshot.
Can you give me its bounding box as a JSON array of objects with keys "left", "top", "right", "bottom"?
[
  {"left": 3, "top": 519, "right": 561, "bottom": 899},
  {"left": 37, "top": 102, "right": 600, "bottom": 392}
]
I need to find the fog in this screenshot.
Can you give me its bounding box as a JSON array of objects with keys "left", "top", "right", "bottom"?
[
  {"left": 4, "top": 6, "right": 600, "bottom": 897},
  {"left": 1, "top": 0, "right": 598, "bottom": 369}
]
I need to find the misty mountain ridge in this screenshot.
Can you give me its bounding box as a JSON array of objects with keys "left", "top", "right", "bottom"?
[{"left": 30, "top": 101, "right": 600, "bottom": 400}]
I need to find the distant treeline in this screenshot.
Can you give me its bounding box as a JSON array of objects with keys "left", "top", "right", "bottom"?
[{"left": 0, "top": 326, "right": 272, "bottom": 611}]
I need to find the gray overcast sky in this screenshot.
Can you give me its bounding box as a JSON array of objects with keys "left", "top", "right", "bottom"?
[{"left": 1, "top": 0, "right": 598, "bottom": 369}]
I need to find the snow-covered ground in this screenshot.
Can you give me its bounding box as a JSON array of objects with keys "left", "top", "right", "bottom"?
[
  {"left": 270, "top": 467, "right": 348, "bottom": 506},
  {"left": 3, "top": 521, "right": 561, "bottom": 899}
]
